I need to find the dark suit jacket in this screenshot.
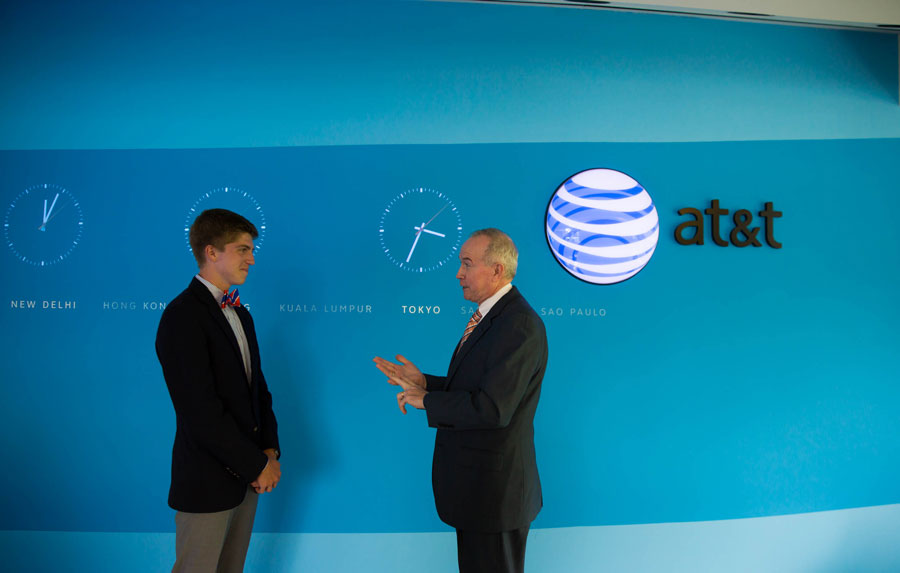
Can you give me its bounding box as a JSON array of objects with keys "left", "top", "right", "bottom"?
[
  {"left": 156, "top": 278, "right": 280, "bottom": 513},
  {"left": 423, "top": 286, "right": 548, "bottom": 532}
]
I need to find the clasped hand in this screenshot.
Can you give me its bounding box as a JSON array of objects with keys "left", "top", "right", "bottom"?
[
  {"left": 373, "top": 354, "right": 427, "bottom": 414},
  {"left": 251, "top": 448, "right": 281, "bottom": 494}
]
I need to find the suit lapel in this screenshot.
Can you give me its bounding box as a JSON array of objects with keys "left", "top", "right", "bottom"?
[
  {"left": 447, "top": 313, "right": 491, "bottom": 380},
  {"left": 189, "top": 278, "right": 246, "bottom": 373},
  {"left": 235, "top": 306, "right": 258, "bottom": 387},
  {"left": 446, "top": 287, "right": 519, "bottom": 382}
]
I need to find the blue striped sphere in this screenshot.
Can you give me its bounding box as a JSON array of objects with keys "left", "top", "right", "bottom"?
[{"left": 546, "top": 168, "right": 659, "bottom": 285}]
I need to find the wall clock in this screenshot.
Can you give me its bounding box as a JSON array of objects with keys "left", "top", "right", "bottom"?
[
  {"left": 4, "top": 183, "right": 84, "bottom": 267},
  {"left": 378, "top": 187, "right": 463, "bottom": 273},
  {"left": 184, "top": 186, "right": 266, "bottom": 255}
]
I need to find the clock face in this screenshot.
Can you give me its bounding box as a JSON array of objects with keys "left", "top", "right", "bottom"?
[
  {"left": 379, "top": 187, "right": 463, "bottom": 273},
  {"left": 184, "top": 187, "right": 266, "bottom": 256},
  {"left": 4, "top": 183, "right": 84, "bottom": 267}
]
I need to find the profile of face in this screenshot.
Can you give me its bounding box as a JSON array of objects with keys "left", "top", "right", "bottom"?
[
  {"left": 456, "top": 234, "right": 504, "bottom": 304},
  {"left": 203, "top": 232, "right": 256, "bottom": 290}
]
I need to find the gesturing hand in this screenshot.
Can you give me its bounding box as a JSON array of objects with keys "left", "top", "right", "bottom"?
[
  {"left": 374, "top": 355, "right": 428, "bottom": 414},
  {"left": 396, "top": 381, "right": 427, "bottom": 414},
  {"left": 373, "top": 355, "right": 426, "bottom": 390}
]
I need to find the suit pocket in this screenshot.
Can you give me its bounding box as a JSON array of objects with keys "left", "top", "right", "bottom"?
[{"left": 458, "top": 447, "right": 503, "bottom": 472}]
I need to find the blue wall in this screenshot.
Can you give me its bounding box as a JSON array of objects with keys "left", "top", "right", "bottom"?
[
  {"left": 2, "top": 0, "right": 899, "bottom": 148},
  {"left": 2, "top": 1, "right": 900, "bottom": 571}
]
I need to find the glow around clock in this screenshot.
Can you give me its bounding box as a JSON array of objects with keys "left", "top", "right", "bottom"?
[
  {"left": 4, "top": 183, "right": 84, "bottom": 267},
  {"left": 379, "top": 187, "right": 463, "bottom": 273},
  {"left": 184, "top": 187, "right": 266, "bottom": 256}
]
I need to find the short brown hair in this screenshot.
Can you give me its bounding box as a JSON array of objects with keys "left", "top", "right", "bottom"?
[{"left": 189, "top": 209, "right": 258, "bottom": 266}]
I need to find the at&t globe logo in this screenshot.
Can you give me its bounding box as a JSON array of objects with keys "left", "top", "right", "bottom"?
[{"left": 546, "top": 168, "right": 659, "bottom": 285}]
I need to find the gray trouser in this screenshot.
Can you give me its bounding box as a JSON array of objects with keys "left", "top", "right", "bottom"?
[{"left": 173, "top": 487, "right": 259, "bottom": 573}]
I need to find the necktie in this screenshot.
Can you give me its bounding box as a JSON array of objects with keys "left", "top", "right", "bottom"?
[
  {"left": 456, "top": 309, "right": 482, "bottom": 354},
  {"left": 221, "top": 288, "right": 241, "bottom": 308}
]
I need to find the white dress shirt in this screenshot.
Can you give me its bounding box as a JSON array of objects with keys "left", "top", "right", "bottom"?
[{"left": 196, "top": 274, "right": 252, "bottom": 384}]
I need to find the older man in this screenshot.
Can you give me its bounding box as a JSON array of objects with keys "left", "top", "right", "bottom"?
[{"left": 375, "top": 228, "right": 548, "bottom": 573}]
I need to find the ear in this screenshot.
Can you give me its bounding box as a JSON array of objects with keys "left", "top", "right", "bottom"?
[
  {"left": 204, "top": 244, "right": 218, "bottom": 263},
  {"left": 492, "top": 262, "right": 505, "bottom": 281}
]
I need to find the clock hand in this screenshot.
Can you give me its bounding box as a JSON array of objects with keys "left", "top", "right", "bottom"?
[
  {"left": 406, "top": 223, "right": 425, "bottom": 263},
  {"left": 414, "top": 225, "right": 446, "bottom": 238},
  {"left": 39, "top": 193, "right": 60, "bottom": 231},
  {"left": 45, "top": 193, "right": 60, "bottom": 222},
  {"left": 421, "top": 203, "right": 448, "bottom": 229}
]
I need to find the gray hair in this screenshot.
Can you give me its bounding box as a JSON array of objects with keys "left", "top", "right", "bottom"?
[{"left": 470, "top": 228, "right": 518, "bottom": 281}]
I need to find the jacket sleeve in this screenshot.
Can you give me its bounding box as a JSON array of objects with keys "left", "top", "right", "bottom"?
[
  {"left": 425, "top": 373, "right": 447, "bottom": 392},
  {"left": 238, "top": 307, "right": 280, "bottom": 457},
  {"left": 156, "top": 303, "right": 269, "bottom": 482},
  {"left": 253, "top": 347, "right": 280, "bottom": 457}
]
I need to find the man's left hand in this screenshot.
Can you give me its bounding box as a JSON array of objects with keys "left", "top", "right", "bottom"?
[
  {"left": 396, "top": 380, "right": 427, "bottom": 414},
  {"left": 251, "top": 448, "right": 281, "bottom": 493}
]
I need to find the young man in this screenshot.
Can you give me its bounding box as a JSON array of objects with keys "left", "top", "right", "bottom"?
[
  {"left": 157, "top": 208, "right": 281, "bottom": 572},
  {"left": 375, "top": 228, "right": 548, "bottom": 573}
]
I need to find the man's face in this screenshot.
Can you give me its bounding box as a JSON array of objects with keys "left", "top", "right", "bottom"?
[
  {"left": 456, "top": 235, "right": 501, "bottom": 304},
  {"left": 208, "top": 232, "right": 255, "bottom": 287}
]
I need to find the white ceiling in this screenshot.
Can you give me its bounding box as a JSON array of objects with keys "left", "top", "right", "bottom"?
[{"left": 432, "top": 0, "right": 900, "bottom": 31}]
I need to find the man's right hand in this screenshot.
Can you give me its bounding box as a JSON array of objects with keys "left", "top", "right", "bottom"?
[
  {"left": 373, "top": 354, "right": 426, "bottom": 390},
  {"left": 251, "top": 457, "right": 281, "bottom": 494}
]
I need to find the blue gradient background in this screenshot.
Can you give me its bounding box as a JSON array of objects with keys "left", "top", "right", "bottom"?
[{"left": 2, "top": 1, "right": 900, "bottom": 571}]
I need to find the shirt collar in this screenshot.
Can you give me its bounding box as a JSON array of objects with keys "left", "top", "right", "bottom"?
[
  {"left": 195, "top": 274, "right": 225, "bottom": 303},
  {"left": 478, "top": 282, "right": 512, "bottom": 318}
]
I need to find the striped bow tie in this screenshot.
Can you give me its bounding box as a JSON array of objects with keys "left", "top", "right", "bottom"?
[{"left": 221, "top": 289, "right": 241, "bottom": 308}]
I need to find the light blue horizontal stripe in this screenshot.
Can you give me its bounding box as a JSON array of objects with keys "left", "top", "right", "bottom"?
[
  {"left": 3, "top": 504, "right": 899, "bottom": 572},
  {"left": 565, "top": 182, "right": 646, "bottom": 199},
  {"left": 1, "top": 2, "right": 898, "bottom": 150},
  {"left": 549, "top": 243, "right": 655, "bottom": 266},
  {"left": 547, "top": 220, "right": 660, "bottom": 245},
  {"left": 550, "top": 205, "right": 654, "bottom": 224}
]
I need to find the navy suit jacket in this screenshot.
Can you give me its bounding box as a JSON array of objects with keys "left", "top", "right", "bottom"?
[
  {"left": 424, "top": 286, "right": 548, "bottom": 532},
  {"left": 156, "top": 278, "right": 280, "bottom": 513}
]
